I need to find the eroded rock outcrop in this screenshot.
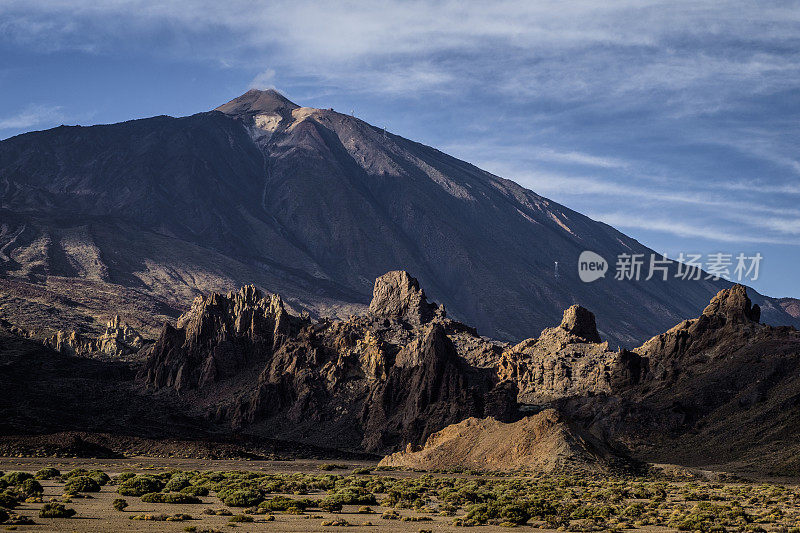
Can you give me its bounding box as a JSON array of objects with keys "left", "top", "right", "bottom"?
[
  {"left": 142, "top": 272, "right": 516, "bottom": 453},
  {"left": 44, "top": 315, "right": 144, "bottom": 357},
  {"left": 634, "top": 284, "right": 763, "bottom": 382},
  {"left": 558, "top": 285, "right": 800, "bottom": 472},
  {"left": 368, "top": 270, "right": 443, "bottom": 325},
  {"left": 497, "top": 306, "right": 627, "bottom": 404},
  {"left": 142, "top": 285, "right": 301, "bottom": 390}
]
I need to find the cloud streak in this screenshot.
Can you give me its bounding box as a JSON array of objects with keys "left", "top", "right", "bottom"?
[{"left": 0, "top": 104, "right": 64, "bottom": 131}]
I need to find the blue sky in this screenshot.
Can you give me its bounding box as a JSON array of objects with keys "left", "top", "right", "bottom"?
[{"left": 1, "top": 1, "right": 799, "bottom": 298}]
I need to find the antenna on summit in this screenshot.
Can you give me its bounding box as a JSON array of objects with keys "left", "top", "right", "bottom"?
[{"left": 382, "top": 126, "right": 387, "bottom": 139}]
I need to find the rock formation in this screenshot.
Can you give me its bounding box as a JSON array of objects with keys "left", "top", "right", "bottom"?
[
  {"left": 142, "top": 285, "right": 300, "bottom": 390},
  {"left": 633, "top": 284, "right": 763, "bottom": 383},
  {"left": 368, "top": 270, "right": 443, "bottom": 325},
  {"left": 142, "top": 272, "right": 517, "bottom": 453},
  {"left": 560, "top": 284, "right": 800, "bottom": 473},
  {"left": 44, "top": 315, "right": 144, "bottom": 357},
  {"left": 496, "top": 305, "right": 625, "bottom": 404},
  {"left": 379, "top": 409, "right": 633, "bottom": 473}
]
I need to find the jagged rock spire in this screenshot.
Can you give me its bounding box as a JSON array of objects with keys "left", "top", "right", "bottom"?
[
  {"left": 368, "top": 271, "right": 440, "bottom": 325},
  {"left": 559, "top": 305, "right": 602, "bottom": 343},
  {"left": 702, "top": 284, "right": 761, "bottom": 324}
]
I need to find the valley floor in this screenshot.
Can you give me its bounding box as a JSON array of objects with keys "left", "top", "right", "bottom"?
[{"left": 1, "top": 458, "right": 799, "bottom": 532}]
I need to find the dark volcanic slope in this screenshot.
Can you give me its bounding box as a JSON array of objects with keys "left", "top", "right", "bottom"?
[{"left": 0, "top": 89, "right": 796, "bottom": 345}]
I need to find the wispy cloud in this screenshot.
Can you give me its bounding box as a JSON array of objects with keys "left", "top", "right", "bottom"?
[
  {"left": 590, "top": 212, "right": 800, "bottom": 246},
  {"left": 0, "top": 104, "right": 64, "bottom": 131},
  {"left": 3, "top": 1, "right": 800, "bottom": 102}
]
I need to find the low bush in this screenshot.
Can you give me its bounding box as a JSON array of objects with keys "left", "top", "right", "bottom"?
[
  {"left": 0, "top": 491, "right": 19, "bottom": 508},
  {"left": 0, "top": 472, "right": 32, "bottom": 486},
  {"left": 500, "top": 504, "right": 531, "bottom": 525},
  {"left": 34, "top": 468, "right": 60, "bottom": 480},
  {"left": 203, "top": 508, "right": 233, "bottom": 516},
  {"left": 229, "top": 514, "right": 254, "bottom": 523},
  {"left": 318, "top": 464, "right": 349, "bottom": 471},
  {"left": 180, "top": 485, "right": 209, "bottom": 497},
  {"left": 90, "top": 470, "right": 111, "bottom": 486},
  {"left": 325, "top": 488, "right": 377, "bottom": 506},
  {"left": 130, "top": 513, "right": 193, "bottom": 521},
  {"left": 258, "top": 495, "right": 314, "bottom": 512},
  {"left": 63, "top": 469, "right": 89, "bottom": 479},
  {"left": 20, "top": 478, "right": 43, "bottom": 496},
  {"left": 321, "top": 518, "right": 351, "bottom": 526},
  {"left": 165, "top": 474, "right": 192, "bottom": 492},
  {"left": 141, "top": 492, "right": 201, "bottom": 504},
  {"left": 116, "top": 472, "right": 136, "bottom": 483},
  {"left": 39, "top": 502, "right": 76, "bottom": 518},
  {"left": 118, "top": 475, "right": 164, "bottom": 496},
  {"left": 113, "top": 498, "right": 128, "bottom": 511},
  {"left": 64, "top": 476, "right": 100, "bottom": 493},
  {"left": 222, "top": 489, "right": 262, "bottom": 507},
  {"left": 319, "top": 498, "right": 343, "bottom": 513}
]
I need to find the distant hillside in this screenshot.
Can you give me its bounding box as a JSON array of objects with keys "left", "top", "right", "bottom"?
[{"left": 0, "top": 89, "right": 796, "bottom": 345}]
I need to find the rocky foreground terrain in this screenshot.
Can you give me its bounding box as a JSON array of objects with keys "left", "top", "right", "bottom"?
[{"left": 1, "top": 269, "right": 799, "bottom": 476}]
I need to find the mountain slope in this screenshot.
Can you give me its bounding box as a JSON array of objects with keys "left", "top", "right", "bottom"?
[{"left": 0, "top": 89, "right": 796, "bottom": 345}]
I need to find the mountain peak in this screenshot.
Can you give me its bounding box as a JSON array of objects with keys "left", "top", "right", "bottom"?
[{"left": 215, "top": 88, "right": 299, "bottom": 116}]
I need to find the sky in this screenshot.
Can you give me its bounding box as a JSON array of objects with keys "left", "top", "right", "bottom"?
[{"left": 1, "top": 0, "right": 799, "bottom": 298}]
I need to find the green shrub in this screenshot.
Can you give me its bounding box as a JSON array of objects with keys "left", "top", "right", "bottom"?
[
  {"left": 165, "top": 475, "right": 191, "bottom": 492},
  {"left": 325, "top": 488, "right": 377, "bottom": 505},
  {"left": 89, "top": 470, "right": 110, "bottom": 486},
  {"left": 203, "top": 508, "right": 233, "bottom": 516},
  {"left": 0, "top": 472, "right": 32, "bottom": 486},
  {"left": 180, "top": 485, "right": 209, "bottom": 497},
  {"left": 222, "top": 489, "right": 262, "bottom": 507},
  {"left": 229, "top": 514, "right": 254, "bottom": 523},
  {"left": 116, "top": 472, "right": 136, "bottom": 483},
  {"left": 319, "top": 499, "right": 343, "bottom": 513},
  {"left": 64, "top": 469, "right": 89, "bottom": 479},
  {"left": 34, "top": 468, "right": 60, "bottom": 480},
  {"left": 113, "top": 498, "right": 128, "bottom": 511},
  {"left": 352, "top": 468, "right": 372, "bottom": 475},
  {"left": 141, "top": 492, "right": 201, "bottom": 504},
  {"left": 318, "top": 464, "right": 348, "bottom": 471},
  {"left": 259, "top": 496, "right": 304, "bottom": 512},
  {"left": 0, "top": 491, "right": 19, "bottom": 508},
  {"left": 118, "top": 475, "right": 164, "bottom": 496},
  {"left": 39, "top": 502, "right": 76, "bottom": 518},
  {"left": 64, "top": 476, "right": 100, "bottom": 493},
  {"left": 20, "top": 478, "right": 43, "bottom": 496},
  {"left": 501, "top": 504, "right": 531, "bottom": 525}
]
